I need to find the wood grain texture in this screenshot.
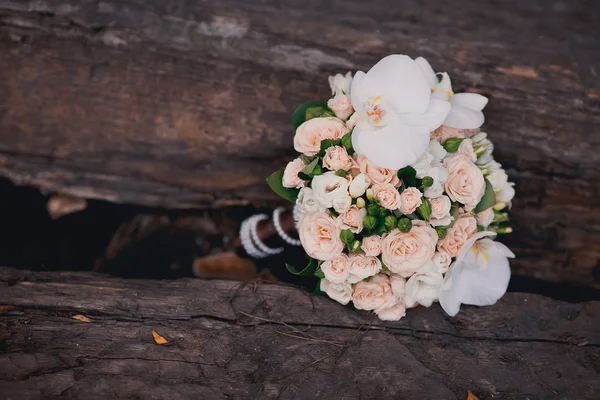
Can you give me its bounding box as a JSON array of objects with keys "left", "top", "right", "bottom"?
[
  {"left": 0, "top": 0, "right": 599, "bottom": 288},
  {"left": 0, "top": 267, "right": 599, "bottom": 399}
]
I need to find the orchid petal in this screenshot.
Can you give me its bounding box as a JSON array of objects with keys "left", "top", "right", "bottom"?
[
  {"left": 352, "top": 118, "right": 429, "bottom": 170},
  {"left": 451, "top": 93, "right": 488, "bottom": 111},
  {"left": 398, "top": 99, "right": 451, "bottom": 131},
  {"left": 350, "top": 71, "right": 367, "bottom": 120},
  {"left": 361, "top": 55, "right": 430, "bottom": 115},
  {"left": 414, "top": 57, "right": 437, "bottom": 88},
  {"left": 443, "top": 105, "right": 485, "bottom": 129}
]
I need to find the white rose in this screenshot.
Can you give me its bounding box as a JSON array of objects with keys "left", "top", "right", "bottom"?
[
  {"left": 323, "top": 146, "right": 354, "bottom": 171},
  {"left": 349, "top": 173, "right": 371, "bottom": 198},
  {"left": 311, "top": 172, "right": 350, "bottom": 209},
  {"left": 477, "top": 208, "right": 494, "bottom": 228},
  {"left": 429, "top": 195, "right": 452, "bottom": 227},
  {"left": 347, "top": 254, "right": 382, "bottom": 283},
  {"left": 321, "top": 254, "right": 350, "bottom": 284},
  {"left": 328, "top": 71, "right": 352, "bottom": 95},
  {"left": 298, "top": 211, "right": 344, "bottom": 261},
  {"left": 399, "top": 187, "right": 423, "bottom": 214},
  {"left": 432, "top": 251, "right": 452, "bottom": 273},
  {"left": 404, "top": 261, "right": 444, "bottom": 308},
  {"left": 327, "top": 94, "right": 354, "bottom": 120},
  {"left": 282, "top": 157, "right": 306, "bottom": 189},
  {"left": 321, "top": 279, "right": 352, "bottom": 305},
  {"left": 361, "top": 235, "right": 382, "bottom": 257},
  {"left": 295, "top": 187, "right": 326, "bottom": 215},
  {"left": 294, "top": 117, "right": 349, "bottom": 156},
  {"left": 332, "top": 193, "right": 352, "bottom": 214},
  {"left": 488, "top": 167, "right": 515, "bottom": 204}
]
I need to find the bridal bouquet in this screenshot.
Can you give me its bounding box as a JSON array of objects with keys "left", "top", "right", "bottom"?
[{"left": 267, "top": 55, "right": 515, "bottom": 321}]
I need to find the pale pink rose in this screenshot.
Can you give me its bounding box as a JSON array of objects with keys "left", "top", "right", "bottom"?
[
  {"left": 341, "top": 205, "right": 366, "bottom": 233},
  {"left": 430, "top": 125, "right": 466, "bottom": 144},
  {"left": 372, "top": 183, "right": 402, "bottom": 210},
  {"left": 429, "top": 195, "right": 452, "bottom": 227},
  {"left": 346, "top": 112, "right": 361, "bottom": 130},
  {"left": 476, "top": 207, "right": 494, "bottom": 228},
  {"left": 437, "top": 210, "right": 478, "bottom": 257},
  {"left": 361, "top": 235, "right": 382, "bottom": 257},
  {"left": 327, "top": 94, "right": 354, "bottom": 120},
  {"left": 282, "top": 157, "right": 306, "bottom": 189},
  {"left": 320, "top": 254, "right": 350, "bottom": 284},
  {"left": 443, "top": 154, "right": 486, "bottom": 211},
  {"left": 298, "top": 211, "right": 344, "bottom": 261},
  {"left": 347, "top": 254, "right": 382, "bottom": 283},
  {"left": 356, "top": 154, "right": 401, "bottom": 187},
  {"left": 294, "top": 117, "right": 349, "bottom": 156},
  {"left": 323, "top": 146, "right": 353, "bottom": 171},
  {"left": 376, "top": 303, "right": 407, "bottom": 321},
  {"left": 432, "top": 251, "right": 452, "bottom": 274},
  {"left": 320, "top": 279, "right": 352, "bottom": 305},
  {"left": 457, "top": 138, "right": 477, "bottom": 162},
  {"left": 399, "top": 187, "right": 423, "bottom": 214},
  {"left": 352, "top": 274, "right": 406, "bottom": 321},
  {"left": 381, "top": 221, "right": 438, "bottom": 277}
]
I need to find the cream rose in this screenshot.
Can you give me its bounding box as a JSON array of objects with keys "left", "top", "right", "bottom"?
[
  {"left": 432, "top": 251, "right": 452, "bottom": 274},
  {"left": 294, "top": 117, "right": 349, "bottom": 156},
  {"left": 437, "top": 210, "right": 477, "bottom": 257},
  {"left": 429, "top": 195, "right": 452, "bottom": 227},
  {"left": 443, "top": 154, "right": 486, "bottom": 211},
  {"left": 327, "top": 94, "right": 354, "bottom": 120},
  {"left": 349, "top": 173, "right": 371, "bottom": 198},
  {"left": 332, "top": 193, "right": 352, "bottom": 214},
  {"left": 295, "top": 187, "right": 326, "bottom": 215},
  {"left": 381, "top": 221, "right": 438, "bottom": 277},
  {"left": 361, "top": 235, "right": 382, "bottom": 257},
  {"left": 282, "top": 157, "right": 306, "bottom": 189},
  {"left": 372, "top": 183, "right": 402, "bottom": 210},
  {"left": 399, "top": 187, "right": 423, "bottom": 214},
  {"left": 347, "top": 254, "right": 382, "bottom": 283},
  {"left": 311, "top": 172, "right": 350, "bottom": 209},
  {"left": 431, "top": 125, "right": 466, "bottom": 144},
  {"left": 341, "top": 205, "right": 366, "bottom": 233},
  {"left": 476, "top": 207, "right": 494, "bottom": 228},
  {"left": 356, "top": 154, "right": 401, "bottom": 187},
  {"left": 320, "top": 254, "right": 350, "bottom": 284},
  {"left": 323, "top": 146, "right": 353, "bottom": 172},
  {"left": 457, "top": 138, "right": 477, "bottom": 162},
  {"left": 320, "top": 279, "right": 352, "bottom": 305},
  {"left": 298, "top": 211, "right": 344, "bottom": 261},
  {"left": 404, "top": 261, "right": 444, "bottom": 308}
]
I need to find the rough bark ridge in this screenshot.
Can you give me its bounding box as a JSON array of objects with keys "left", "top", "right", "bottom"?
[
  {"left": 0, "top": 267, "right": 599, "bottom": 399},
  {"left": 0, "top": 1, "right": 599, "bottom": 287}
]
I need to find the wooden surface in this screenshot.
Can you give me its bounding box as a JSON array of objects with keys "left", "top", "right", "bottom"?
[
  {"left": 0, "top": 1, "right": 599, "bottom": 288},
  {"left": 0, "top": 267, "right": 599, "bottom": 399}
]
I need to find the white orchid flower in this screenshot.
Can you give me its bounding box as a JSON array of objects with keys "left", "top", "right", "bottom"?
[
  {"left": 415, "top": 57, "right": 488, "bottom": 130},
  {"left": 328, "top": 71, "right": 353, "bottom": 95},
  {"left": 350, "top": 55, "right": 451, "bottom": 170},
  {"left": 439, "top": 231, "right": 515, "bottom": 316}
]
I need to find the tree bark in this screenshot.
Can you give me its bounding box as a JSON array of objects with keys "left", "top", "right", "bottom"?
[
  {"left": 0, "top": 267, "right": 599, "bottom": 399},
  {"left": 0, "top": 1, "right": 599, "bottom": 287}
]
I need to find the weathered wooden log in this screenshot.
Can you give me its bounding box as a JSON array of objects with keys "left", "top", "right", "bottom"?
[
  {"left": 0, "top": 267, "right": 599, "bottom": 399},
  {"left": 0, "top": 1, "right": 599, "bottom": 288}
]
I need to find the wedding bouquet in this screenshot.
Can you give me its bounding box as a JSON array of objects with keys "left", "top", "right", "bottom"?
[{"left": 267, "top": 55, "right": 515, "bottom": 321}]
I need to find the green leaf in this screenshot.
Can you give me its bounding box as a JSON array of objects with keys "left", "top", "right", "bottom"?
[
  {"left": 474, "top": 178, "right": 496, "bottom": 213},
  {"left": 291, "top": 101, "right": 329, "bottom": 129},
  {"left": 349, "top": 239, "right": 362, "bottom": 253},
  {"left": 444, "top": 138, "right": 464, "bottom": 153},
  {"left": 298, "top": 172, "right": 311, "bottom": 181},
  {"left": 286, "top": 258, "right": 318, "bottom": 277},
  {"left": 417, "top": 199, "right": 432, "bottom": 221},
  {"left": 266, "top": 170, "right": 299, "bottom": 203},
  {"left": 335, "top": 169, "right": 347, "bottom": 177},
  {"left": 312, "top": 165, "right": 323, "bottom": 176},
  {"left": 340, "top": 229, "right": 354, "bottom": 245},
  {"left": 341, "top": 131, "right": 354, "bottom": 153},
  {"left": 312, "top": 283, "right": 326, "bottom": 296},
  {"left": 435, "top": 227, "right": 447, "bottom": 239},
  {"left": 305, "top": 106, "right": 333, "bottom": 120},
  {"left": 314, "top": 267, "right": 325, "bottom": 279},
  {"left": 398, "top": 166, "right": 417, "bottom": 188},
  {"left": 301, "top": 157, "right": 320, "bottom": 176},
  {"left": 300, "top": 155, "right": 314, "bottom": 165}
]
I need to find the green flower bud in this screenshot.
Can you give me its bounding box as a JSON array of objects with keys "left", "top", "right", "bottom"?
[
  {"left": 397, "top": 218, "right": 412, "bottom": 233},
  {"left": 340, "top": 229, "right": 354, "bottom": 244},
  {"left": 444, "top": 138, "right": 464, "bottom": 153},
  {"left": 493, "top": 201, "right": 507, "bottom": 211},
  {"left": 366, "top": 189, "right": 374, "bottom": 200},
  {"left": 335, "top": 169, "right": 347, "bottom": 177},
  {"left": 384, "top": 215, "right": 398, "bottom": 231},
  {"left": 356, "top": 198, "right": 366, "bottom": 208},
  {"left": 417, "top": 199, "right": 432, "bottom": 221},
  {"left": 367, "top": 204, "right": 380, "bottom": 216},
  {"left": 364, "top": 215, "right": 378, "bottom": 231},
  {"left": 349, "top": 239, "right": 362, "bottom": 253},
  {"left": 495, "top": 226, "right": 513, "bottom": 234},
  {"left": 422, "top": 176, "right": 434, "bottom": 188},
  {"left": 379, "top": 208, "right": 390, "bottom": 218}
]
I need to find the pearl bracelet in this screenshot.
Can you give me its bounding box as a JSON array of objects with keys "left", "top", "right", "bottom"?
[
  {"left": 273, "top": 207, "right": 301, "bottom": 246},
  {"left": 239, "top": 214, "right": 284, "bottom": 259}
]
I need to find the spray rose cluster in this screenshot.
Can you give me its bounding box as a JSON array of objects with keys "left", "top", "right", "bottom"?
[{"left": 267, "top": 54, "right": 515, "bottom": 321}]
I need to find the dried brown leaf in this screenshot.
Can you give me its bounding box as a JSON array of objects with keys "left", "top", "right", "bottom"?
[
  {"left": 466, "top": 390, "right": 480, "bottom": 400},
  {"left": 71, "top": 314, "right": 93, "bottom": 323},
  {"left": 152, "top": 330, "right": 168, "bottom": 345},
  {"left": 0, "top": 305, "right": 16, "bottom": 314}
]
